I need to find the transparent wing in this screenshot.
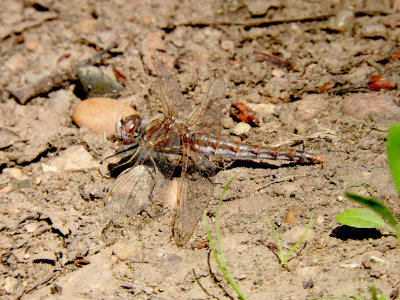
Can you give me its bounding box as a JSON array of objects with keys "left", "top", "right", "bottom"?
[
  {"left": 106, "top": 165, "right": 158, "bottom": 224},
  {"left": 172, "top": 144, "right": 216, "bottom": 247},
  {"left": 152, "top": 56, "right": 186, "bottom": 118},
  {"left": 184, "top": 73, "right": 226, "bottom": 127}
]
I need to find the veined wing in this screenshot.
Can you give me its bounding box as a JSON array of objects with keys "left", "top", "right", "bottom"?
[
  {"left": 172, "top": 143, "right": 216, "bottom": 247},
  {"left": 107, "top": 127, "right": 181, "bottom": 224},
  {"left": 184, "top": 72, "right": 226, "bottom": 127},
  {"left": 106, "top": 164, "right": 159, "bottom": 224},
  {"left": 152, "top": 56, "right": 185, "bottom": 118}
]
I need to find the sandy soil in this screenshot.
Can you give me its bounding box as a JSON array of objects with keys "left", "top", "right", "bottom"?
[{"left": 1, "top": 0, "right": 400, "bottom": 299}]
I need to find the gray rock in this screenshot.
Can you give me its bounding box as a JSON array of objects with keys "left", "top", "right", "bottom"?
[{"left": 78, "top": 66, "right": 123, "bottom": 98}]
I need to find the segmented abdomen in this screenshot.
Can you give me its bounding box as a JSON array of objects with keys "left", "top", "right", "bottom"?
[{"left": 189, "top": 133, "right": 324, "bottom": 163}]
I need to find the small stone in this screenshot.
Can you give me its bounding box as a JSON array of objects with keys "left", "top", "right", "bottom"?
[
  {"left": 24, "top": 222, "right": 40, "bottom": 233},
  {"left": 14, "top": 35, "right": 25, "bottom": 44},
  {"left": 284, "top": 210, "right": 298, "bottom": 224},
  {"left": 112, "top": 242, "right": 137, "bottom": 260},
  {"left": 271, "top": 69, "right": 285, "bottom": 78},
  {"left": 231, "top": 122, "right": 251, "bottom": 136},
  {"left": 142, "top": 31, "right": 166, "bottom": 52},
  {"left": 360, "top": 23, "right": 387, "bottom": 39},
  {"left": 4, "top": 277, "right": 19, "bottom": 294},
  {"left": 315, "top": 215, "right": 325, "bottom": 226},
  {"left": 221, "top": 40, "right": 234, "bottom": 51},
  {"left": 25, "top": 40, "right": 38, "bottom": 51},
  {"left": 246, "top": 103, "right": 275, "bottom": 119},
  {"left": 77, "top": 66, "right": 123, "bottom": 98},
  {"left": 72, "top": 97, "right": 136, "bottom": 136},
  {"left": 295, "top": 94, "right": 327, "bottom": 121},
  {"left": 222, "top": 116, "right": 235, "bottom": 129},
  {"left": 245, "top": 0, "right": 279, "bottom": 16},
  {"left": 342, "top": 94, "right": 400, "bottom": 116},
  {"left": 44, "top": 145, "right": 100, "bottom": 173},
  {"left": 327, "top": 9, "right": 355, "bottom": 32},
  {"left": 3, "top": 168, "right": 28, "bottom": 180}
]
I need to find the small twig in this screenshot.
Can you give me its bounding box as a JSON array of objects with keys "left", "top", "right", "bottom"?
[
  {"left": 285, "top": 241, "right": 307, "bottom": 263},
  {"left": 207, "top": 250, "right": 234, "bottom": 300},
  {"left": 162, "top": 9, "right": 391, "bottom": 30},
  {"left": 1, "top": 11, "right": 58, "bottom": 40},
  {"left": 162, "top": 14, "right": 334, "bottom": 29},
  {"left": 192, "top": 268, "right": 220, "bottom": 300}
]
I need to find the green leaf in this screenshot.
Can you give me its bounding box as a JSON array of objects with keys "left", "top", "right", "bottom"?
[
  {"left": 336, "top": 208, "right": 386, "bottom": 229},
  {"left": 345, "top": 192, "right": 398, "bottom": 231},
  {"left": 387, "top": 123, "right": 400, "bottom": 197}
]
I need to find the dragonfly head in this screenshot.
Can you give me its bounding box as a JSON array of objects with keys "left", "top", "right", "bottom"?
[{"left": 116, "top": 115, "right": 142, "bottom": 145}]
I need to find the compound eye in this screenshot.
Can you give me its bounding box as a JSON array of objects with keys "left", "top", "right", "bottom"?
[{"left": 116, "top": 115, "right": 141, "bottom": 145}]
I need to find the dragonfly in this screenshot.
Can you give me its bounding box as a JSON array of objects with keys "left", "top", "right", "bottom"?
[{"left": 106, "top": 56, "right": 324, "bottom": 247}]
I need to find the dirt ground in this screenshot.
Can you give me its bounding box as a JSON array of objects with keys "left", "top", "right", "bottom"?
[{"left": 1, "top": 0, "right": 400, "bottom": 299}]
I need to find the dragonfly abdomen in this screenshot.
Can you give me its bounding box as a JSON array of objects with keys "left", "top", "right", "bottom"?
[{"left": 190, "top": 133, "right": 323, "bottom": 163}]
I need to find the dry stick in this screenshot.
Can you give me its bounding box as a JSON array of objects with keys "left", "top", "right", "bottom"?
[
  {"left": 162, "top": 9, "right": 390, "bottom": 29},
  {"left": 8, "top": 42, "right": 118, "bottom": 104},
  {"left": 162, "top": 14, "right": 333, "bottom": 29},
  {"left": 192, "top": 269, "right": 220, "bottom": 300},
  {"left": 207, "top": 250, "right": 235, "bottom": 300},
  {"left": 1, "top": 11, "right": 58, "bottom": 40}
]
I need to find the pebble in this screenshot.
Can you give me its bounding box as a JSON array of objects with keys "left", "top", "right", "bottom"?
[
  {"left": 315, "top": 215, "right": 325, "bottom": 226},
  {"left": 112, "top": 242, "right": 137, "bottom": 260},
  {"left": 25, "top": 40, "right": 38, "bottom": 51},
  {"left": 340, "top": 251, "right": 385, "bottom": 269},
  {"left": 72, "top": 97, "right": 136, "bottom": 136},
  {"left": 231, "top": 122, "right": 251, "bottom": 136},
  {"left": 77, "top": 66, "right": 123, "bottom": 98},
  {"left": 220, "top": 40, "right": 235, "bottom": 52},
  {"left": 342, "top": 94, "right": 400, "bottom": 116},
  {"left": 284, "top": 209, "right": 298, "bottom": 224},
  {"left": 271, "top": 69, "right": 285, "bottom": 78},
  {"left": 42, "top": 145, "right": 100, "bottom": 173},
  {"left": 295, "top": 94, "right": 327, "bottom": 121},
  {"left": 142, "top": 31, "right": 166, "bottom": 52},
  {"left": 360, "top": 23, "right": 387, "bottom": 39},
  {"left": 327, "top": 9, "right": 355, "bottom": 32},
  {"left": 24, "top": 222, "right": 40, "bottom": 233},
  {"left": 246, "top": 103, "right": 275, "bottom": 119},
  {"left": 244, "top": 0, "right": 275, "bottom": 16},
  {"left": 222, "top": 116, "right": 235, "bottom": 129},
  {"left": 3, "top": 277, "right": 19, "bottom": 294},
  {"left": 2, "top": 168, "right": 28, "bottom": 180}
]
